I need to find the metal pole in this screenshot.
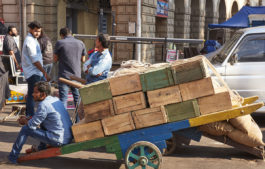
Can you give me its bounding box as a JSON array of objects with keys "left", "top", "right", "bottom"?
[
  {"left": 136, "top": 0, "right": 141, "bottom": 62},
  {"left": 22, "top": 0, "right": 27, "bottom": 42},
  {"left": 19, "top": 0, "right": 22, "bottom": 50}
]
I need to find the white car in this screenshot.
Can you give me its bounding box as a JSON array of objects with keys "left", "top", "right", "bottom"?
[{"left": 206, "top": 26, "right": 265, "bottom": 113}]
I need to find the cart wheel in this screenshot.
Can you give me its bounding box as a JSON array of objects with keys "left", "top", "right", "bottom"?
[
  {"left": 164, "top": 135, "right": 177, "bottom": 155},
  {"left": 125, "top": 141, "right": 162, "bottom": 169}
]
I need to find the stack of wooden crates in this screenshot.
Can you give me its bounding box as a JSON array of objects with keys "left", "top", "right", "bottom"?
[{"left": 72, "top": 56, "right": 233, "bottom": 142}]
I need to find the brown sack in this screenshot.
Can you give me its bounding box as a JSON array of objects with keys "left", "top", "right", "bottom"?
[
  {"left": 229, "top": 115, "right": 252, "bottom": 133},
  {"left": 199, "top": 121, "right": 234, "bottom": 136},
  {"left": 228, "top": 119, "right": 264, "bottom": 147}
]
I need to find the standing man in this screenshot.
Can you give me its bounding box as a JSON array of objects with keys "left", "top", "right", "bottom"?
[
  {"left": 54, "top": 27, "right": 86, "bottom": 108},
  {"left": 38, "top": 30, "right": 53, "bottom": 77},
  {"left": 22, "top": 21, "right": 50, "bottom": 117},
  {"left": 84, "top": 34, "right": 112, "bottom": 84},
  {"left": 0, "top": 81, "right": 72, "bottom": 164},
  {"left": 3, "top": 25, "right": 21, "bottom": 70}
]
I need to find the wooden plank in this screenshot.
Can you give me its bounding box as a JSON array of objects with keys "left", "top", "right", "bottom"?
[
  {"left": 189, "top": 102, "right": 264, "bottom": 127},
  {"left": 147, "top": 85, "right": 182, "bottom": 108},
  {"left": 72, "top": 121, "right": 105, "bottom": 142},
  {"left": 140, "top": 66, "right": 174, "bottom": 91},
  {"left": 132, "top": 107, "right": 168, "bottom": 129},
  {"left": 79, "top": 80, "right": 112, "bottom": 105},
  {"left": 83, "top": 99, "right": 115, "bottom": 122},
  {"left": 243, "top": 96, "right": 259, "bottom": 105},
  {"left": 179, "top": 77, "right": 215, "bottom": 101},
  {"left": 61, "top": 136, "right": 123, "bottom": 160},
  {"left": 165, "top": 99, "right": 201, "bottom": 122},
  {"left": 171, "top": 56, "right": 209, "bottom": 84},
  {"left": 109, "top": 73, "right": 142, "bottom": 96},
  {"left": 18, "top": 147, "right": 62, "bottom": 163},
  {"left": 203, "top": 133, "right": 265, "bottom": 159},
  {"left": 113, "top": 92, "right": 146, "bottom": 114},
  {"left": 198, "top": 89, "right": 232, "bottom": 115},
  {"left": 101, "top": 112, "right": 135, "bottom": 135}
]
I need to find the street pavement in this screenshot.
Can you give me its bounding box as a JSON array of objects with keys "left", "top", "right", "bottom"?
[{"left": 0, "top": 104, "right": 265, "bottom": 169}]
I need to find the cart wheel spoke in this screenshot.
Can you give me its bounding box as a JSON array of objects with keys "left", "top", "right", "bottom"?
[
  {"left": 129, "top": 152, "right": 140, "bottom": 161},
  {"left": 147, "top": 151, "right": 156, "bottom": 159},
  {"left": 140, "top": 145, "right": 145, "bottom": 156},
  {"left": 147, "top": 161, "right": 158, "bottom": 168},
  {"left": 128, "top": 162, "right": 140, "bottom": 169}
]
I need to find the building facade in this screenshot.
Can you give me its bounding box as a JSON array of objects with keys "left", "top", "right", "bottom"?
[{"left": 0, "top": 0, "right": 263, "bottom": 63}]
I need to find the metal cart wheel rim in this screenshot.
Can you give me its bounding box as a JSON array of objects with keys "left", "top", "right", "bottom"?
[{"left": 125, "top": 141, "right": 162, "bottom": 169}]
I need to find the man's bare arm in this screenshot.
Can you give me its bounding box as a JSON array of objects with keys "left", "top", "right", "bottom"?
[
  {"left": 33, "top": 61, "right": 51, "bottom": 81},
  {"left": 9, "top": 51, "right": 20, "bottom": 69},
  {"left": 54, "top": 54, "right": 58, "bottom": 63}
]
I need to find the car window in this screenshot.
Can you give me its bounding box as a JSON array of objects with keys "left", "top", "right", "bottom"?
[{"left": 233, "top": 34, "right": 265, "bottom": 62}]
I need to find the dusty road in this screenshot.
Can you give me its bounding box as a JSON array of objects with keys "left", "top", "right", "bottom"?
[{"left": 0, "top": 105, "right": 265, "bottom": 169}]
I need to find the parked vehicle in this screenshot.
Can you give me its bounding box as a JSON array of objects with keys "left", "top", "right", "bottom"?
[{"left": 206, "top": 26, "right": 265, "bottom": 113}]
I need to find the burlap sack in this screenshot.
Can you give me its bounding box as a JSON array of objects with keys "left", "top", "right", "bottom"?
[
  {"left": 199, "top": 121, "right": 234, "bottom": 136},
  {"left": 228, "top": 119, "right": 264, "bottom": 147},
  {"left": 229, "top": 115, "right": 252, "bottom": 134}
]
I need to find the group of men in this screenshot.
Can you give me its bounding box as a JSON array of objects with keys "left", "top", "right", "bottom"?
[{"left": 0, "top": 20, "right": 112, "bottom": 164}]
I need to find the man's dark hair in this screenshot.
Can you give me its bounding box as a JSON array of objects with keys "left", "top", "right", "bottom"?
[
  {"left": 7, "top": 25, "right": 15, "bottom": 33},
  {"left": 28, "top": 21, "right": 42, "bottom": 29},
  {"left": 59, "top": 27, "right": 71, "bottom": 37},
  {"left": 97, "top": 34, "right": 109, "bottom": 48},
  {"left": 34, "top": 81, "right": 51, "bottom": 96}
]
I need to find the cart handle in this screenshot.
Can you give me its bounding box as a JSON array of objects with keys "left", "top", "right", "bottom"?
[{"left": 59, "top": 78, "right": 85, "bottom": 89}]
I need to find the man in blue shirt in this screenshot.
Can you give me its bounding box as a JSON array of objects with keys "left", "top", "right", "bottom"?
[
  {"left": 84, "top": 34, "right": 112, "bottom": 84},
  {"left": 1, "top": 81, "right": 72, "bottom": 164},
  {"left": 54, "top": 28, "right": 86, "bottom": 108},
  {"left": 22, "top": 21, "right": 50, "bottom": 117}
]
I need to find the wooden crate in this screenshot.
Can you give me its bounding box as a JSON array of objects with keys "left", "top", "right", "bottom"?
[
  {"left": 165, "top": 99, "right": 201, "bottom": 122},
  {"left": 113, "top": 92, "right": 146, "bottom": 114},
  {"left": 171, "top": 56, "right": 209, "bottom": 84},
  {"left": 140, "top": 66, "right": 174, "bottom": 91},
  {"left": 132, "top": 107, "right": 167, "bottom": 129},
  {"left": 83, "top": 99, "right": 115, "bottom": 122},
  {"left": 79, "top": 80, "right": 112, "bottom": 105},
  {"left": 198, "top": 88, "right": 232, "bottom": 115},
  {"left": 72, "top": 121, "right": 104, "bottom": 143},
  {"left": 109, "top": 73, "right": 142, "bottom": 96},
  {"left": 179, "top": 77, "right": 215, "bottom": 101},
  {"left": 147, "top": 85, "right": 182, "bottom": 108},
  {"left": 101, "top": 112, "right": 135, "bottom": 135}
]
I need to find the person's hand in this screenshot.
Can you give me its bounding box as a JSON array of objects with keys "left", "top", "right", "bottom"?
[
  {"left": 96, "top": 73, "right": 102, "bottom": 77},
  {"left": 44, "top": 73, "right": 51, "bottom": 82},
  {"left": 87, "top": 64, "right": 91, "bottom": 69},
  {"left": 18, "top": 116, "right": 28, "bottom": 125},
  {"left": 16, "top": 64, "right": 21, "bottom": 70}
]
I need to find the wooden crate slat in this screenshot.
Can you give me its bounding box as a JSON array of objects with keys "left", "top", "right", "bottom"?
[
  {"left": 109, "top": 73, "right": 142, "bottom": 96},
  {"left": 101, "top": 112, "right": 135, "bottom": 135},
  {"left": 79, "top": 80, "right": 112, "bottom": 105},
  {"left": 72, "top": 121, "right": 105, "bottom": 142},
  {"left": 147, "top": 85, "right": 182, "bottom": 108},
  {"left": 83, "top": 99, "right": 115, "bottom": 122},
  {"left": 140, "top": 66, "right": 174, "bottom": 91},
  {"left": 113, "top": 92, "right": 146, "bottom": 114},
  {"left": 165, "top": 99, "right": 201, "bottom": 122},
  {"left": 132, "top": 107, "right": 168, "bottom": 129}
]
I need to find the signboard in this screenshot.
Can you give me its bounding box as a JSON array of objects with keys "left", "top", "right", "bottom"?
[
  {"left": 157, "top": 0, "right": 169, "bottom": 18},
  {"left": 166, "top": 49, "right": 179, "bottom": 62}
]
